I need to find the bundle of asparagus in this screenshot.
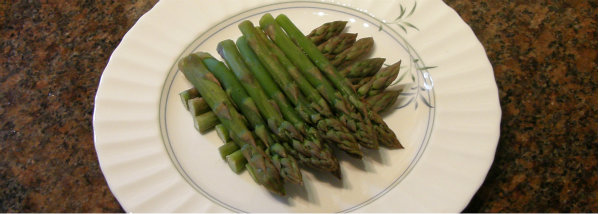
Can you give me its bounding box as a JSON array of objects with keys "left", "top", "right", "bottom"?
[
  {"left": 179, "top": 54, "right": 285, "bottom": 195},
  {"left": 275, "top": 14, "right": 402, "bottom": 148},
  {"left": 177, "top": 15, "right": 405, "bottom": 195},
  {"left": 200, "top": 51, "right": 304, "bottom": 184},
  {"left": 247, "top": 25, "right": 363, "bottom": 158}
]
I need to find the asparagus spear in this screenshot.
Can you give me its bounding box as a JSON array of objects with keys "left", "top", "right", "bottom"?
[
  {"left": 186, "top": 97, "right": 251, "bottom": 131},
  {"left": 275, "top": 14, "right": 403, "bottom": 149},
  {"left": 330, "top": 37, "right": 374, "bottom": 68},
  {"left": 348, "top": 77, "right": 366, "bottom": 86},
  {"left": 254, "top": 27, "right": 333, "bottom": 119},
  {"left": 193, "top": 111, "right": 218, "bottom": 134},
  {"left": 179, "top": 88, "right": 200, "bottom": 110},
  {"left": 227, "top": 150, "right": 248, "bottom": 173},
  {"left": 365, "top": 90, "right": 402, "bottom": 113},
  {"left": 219, "top": 142, "right": 240, "bottom": 159},
  {"left": 239, "top": 35, "right": 345, "bottom": 170},
  {"left": 185, "top": 95, "right": 244, "bottom": 171},
  {"left": 238, "top": 35, "right": 363, "bottom": 158},
  {"left": 187, "top": 97, "right": 247, "bottom": 172},
  {"left": 245, "top": 163, "right": 259, "bottom": 183},
  {"left": 252, "top": 29, "right": 363, "bottom": 158},
  {"left": 306, "top": 20, "right": 347, "bottom": 45},
  {"left": 178, "top": 54, "right": 285, "bottom": 195},
  {"left": 340, "top": 58, "right": 386, "bottom": 78},
  {"left": 235, "top": 36, "right": 307, "bottom": 124},
  {"left": 188, "top": 97, "right": 210, "bottom": 116},
  {"left": 215, "top": 124, "right": 230, "bottom": 142},
  {"left": 217, "top": 39, "right": 341, "bottom": 177},
  {"left": 351, "top": 76, "right": 372, "bottom": 91},
  {"left": 357, "top": 61, "right": 401, "bottom": 97},
  {"left": 181, "top": 90, "right": 259, "bottom": 174},
  {"left": 198, "top": 52, "right": 303, "bottom": 184},
  {"left": 259, "top": 14, "right": 379, "bottom": 149},
  {"left": 198, "top": 53, "right": 272, "bottom": 144},
  {"left": 318, "top": 33, "right": 357, "bottom": 56}
]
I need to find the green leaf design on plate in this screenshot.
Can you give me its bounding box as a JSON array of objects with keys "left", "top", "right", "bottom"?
[
  {"left": 393, "top": 54, "right": 437, "bottom": 110},
  {"left": 373, "top": 0, "right": 436, "bottom": 110},
  {"left": 408, "top": 1, "right": 417, "bottom": 17},
  {"left": 402, "top": 21, "right": 419, "bottom": 31},
  {"left": 379, "top": 1, "right": 419, "bottom": 33}
]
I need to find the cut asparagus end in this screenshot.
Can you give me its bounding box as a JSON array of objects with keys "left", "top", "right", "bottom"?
[
  {"left": 226, "top": 150, "right": 247, "bottom": 173},
  {"left": 188, "top": 97, "right": 210, "bottom": 116},
  {"left": 215, "top": 124, "right": 230, "bottom": 142},
  {"left": 193, "top": 112, "right": 219, "bottom": 134},
  {"left": 179, "top": 88, "right": 200, "bottom": 110},
  {"left": 218, "top": 142, "right": 239, "bottom": 159}
]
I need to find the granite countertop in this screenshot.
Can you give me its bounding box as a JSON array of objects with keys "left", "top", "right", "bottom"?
[{"left": 1, "top": 0, "right": 596, "bottom": 212}]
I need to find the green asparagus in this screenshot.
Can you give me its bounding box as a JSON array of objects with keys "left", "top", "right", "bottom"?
[
  {"left": 218, "top": 38, "right": 341, "bottom": 177},
  {"left": 185, "top": 94, "right": 247, "bottom": 173},
  {"left": 306, "top": 20, "right": 347, "bottom": 45},
  {"left": 188, "top": 97, "right": 210, "bottom": 116},
  {"left": 275, "top": 14, "right": 403, "bottom": 149},
  {"left": 178, "top": 54, "right": 285, "bottom": 195},
  {"left": 193, "top": 111, "right": 218, "bottom": 134},
  {"left": 260, "top": 14, "right": 379, "bottom": 149},
  {"left": 252, "top": 28, "right": 363, "bottom": 158},
  {"left": 198, "top": 53, "right": 273, "bottom": 145},
  {"left": 348, "top": 77, "right": 363, "bottom": 85},
  {"left": 340, "top": 58, "right": 386, "bottom": 78},
  {"left": 357, "top": 61, "right": 401, "bottom": 97},
  {"left": 365, "top": 90, "right": 402, "bottom": 113},
  {"left": 198, "top": 51, "right": 303, "bottom": 184},
  {"left": 245, "top": 163, "right": 259, "bottom": 183},
  {"left": 318, "top": 33, "right": 357, "bottom": 57},
  {"left": 219, "top": 142, "right": 240, "bottom": 159},
  {"left": 215, "top": 124, "right": 230, "bottom": 142},
  {"left": 240, "top": 33, "right": 363, "bottom": 158},
  {"left": 226, "top": 150, "right": 248, "bottom": 173},
  {"left": 330, "top": 37, "right": 374, "bottom": 68},
  {"left": 254, "top": 27, "right": 333, "bottom": 119},
  {"left": 179, "top": 88, "right": 200, "bottom": 110},
  {"left": 351, "top": 76, "right": 372, "bottom": 90}
]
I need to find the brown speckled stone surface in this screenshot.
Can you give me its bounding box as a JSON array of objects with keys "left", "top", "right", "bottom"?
[
  {"left": 0, "top": 0, "right": 157, "bottom": 212},
  {"left": 0, "top": 0, "right": 596, "bottom": 212},
  {"left": 443, "top": 1, "right": 598, "bottom": 212}
]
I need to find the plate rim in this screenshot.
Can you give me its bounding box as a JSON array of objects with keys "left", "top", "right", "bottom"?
[{"left": 93, "top": 0, "right": 501, "bottom": 212}]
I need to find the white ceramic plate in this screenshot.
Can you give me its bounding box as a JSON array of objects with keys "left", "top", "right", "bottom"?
[{"left": 93, "top": 0, "right": 500, "bottom": 212}]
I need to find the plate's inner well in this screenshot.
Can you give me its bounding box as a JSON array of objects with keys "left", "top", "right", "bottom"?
[{"left": 159, "top": 2, "right": 434, "bottom": 212}]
